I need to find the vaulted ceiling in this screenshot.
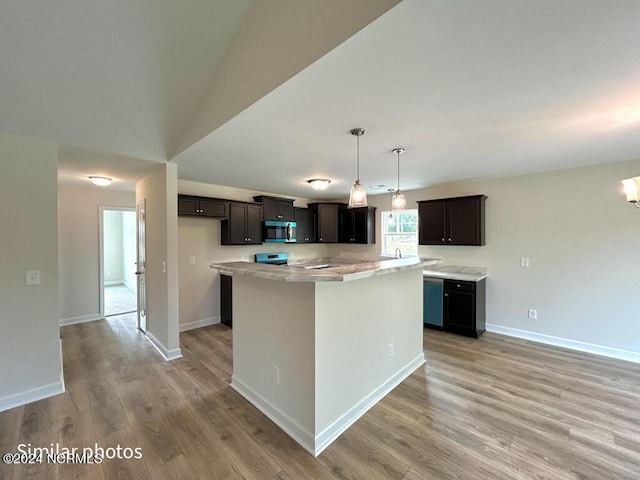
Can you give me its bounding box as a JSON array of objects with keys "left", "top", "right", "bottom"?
[{"left": 2, "top": 0, "right": 639, "bottom": 196}]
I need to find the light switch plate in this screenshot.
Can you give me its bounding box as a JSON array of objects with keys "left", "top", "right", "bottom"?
[{"left": 26, "top": 270, "right": 40, "bottom": 286}]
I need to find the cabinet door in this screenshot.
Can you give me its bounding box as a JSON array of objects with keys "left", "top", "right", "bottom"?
[
  {"left": 245, "top": 204, "right": 262, "bottom": 244},
  {"left": 338, "top": 209, "right": 354, "bottom": 243},
  {"left": 279, "top": 200, "right": 295, "bottom": 222},
  {"left": 306, "top": 209, "right": 317, "bottom": 242},
  {"left": 447, "top": 197, "right": 480, "bottom": 245},
  {"left": 227, "top": 203, "right": 247, "bottom": 244},
  {"left": 199, "top": 199, "right": 227, "bottom": 218},
  {"left": 178, "top": 196, "right": 199, "bottom": 216},
  {"left": 353, "top": 208, "right": 375, "bottom": 244},
  {"left": 294, "top": 208, "right": 308, "bottom": 242},
  {"left": 419, "top": 201, "right": 446, "bottom": 244},
  {"left": 262, "top": 198, "right": 280, "bottom": 221},
  {"left": 317, "top": 204, "right": 338, "bottom": 243},
  {"left": 220, "top": 274, "right": 232, "bottom": 328}
]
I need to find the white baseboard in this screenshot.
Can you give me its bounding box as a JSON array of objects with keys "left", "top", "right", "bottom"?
[
  {"left": 179, "top": 316, "right": 220, "bottom": 332},
  {"left": 313, "top": 353, "right": 425, "bottom": 456},
  {"left": 231, "top": 352, "right": 426, "bottom": 457},
  {"left": 0, "top": 380, "right": 65, "bottom": 413},
  {"left": 144, "top": 331, "right": 183, "bottom": 361},
  {"left": 105, "top": 280, "right": 124, "bottom": 286},
  {"left": 486, "top": 324, "right": 640, "bottom": 364},
  {"left": 59, "top": 313, "right": 102, "bottom": 326},
  {"left": 230, "top": 377, "right": 315, "bottom": 454}
]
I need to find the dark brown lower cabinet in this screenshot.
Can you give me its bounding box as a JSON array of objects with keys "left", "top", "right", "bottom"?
[
  {"left": 443, "top": 278, "right": 485, "bottom": 338},
  {"left": 221, "top": 274, "right": 232, "bottom": 328}
]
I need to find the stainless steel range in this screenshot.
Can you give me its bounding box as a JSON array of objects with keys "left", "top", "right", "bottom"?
[{"left": 255, "top": 252, "right": 288, "bottom": 265}]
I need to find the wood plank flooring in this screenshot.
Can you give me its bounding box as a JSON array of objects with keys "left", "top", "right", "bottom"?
[{"left": 1, "top": 317, "right": 640, "bottom": 479}]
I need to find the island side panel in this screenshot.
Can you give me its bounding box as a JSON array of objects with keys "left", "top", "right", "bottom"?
[
  {"left": 313, "top": 268, "right": 425, "bottom": 452},
  {"left": 231, "top": 274, "right": 317, "bottom": 450}
]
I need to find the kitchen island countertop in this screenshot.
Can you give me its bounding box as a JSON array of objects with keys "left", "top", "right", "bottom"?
[
  {"left": 422, "top": 264, "right": 487, "bottom": 282},
  {"left": 210, "top": 256, "right": 441, "bottom": 282}
]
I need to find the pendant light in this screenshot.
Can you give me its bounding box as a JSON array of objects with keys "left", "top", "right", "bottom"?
[
  {"left": 348, "top": 128, "right": 367, "bottom": 208},
  {"left": 391, "top": 148, "right": 406, "bottom": 210}
]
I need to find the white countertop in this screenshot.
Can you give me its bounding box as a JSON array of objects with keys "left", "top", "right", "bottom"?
[
  {"left": 422, "top": 265, "right": 487, "bottom": 282},
  {"left": 210, "top": 256, "right": 441, "bottom": 282}
]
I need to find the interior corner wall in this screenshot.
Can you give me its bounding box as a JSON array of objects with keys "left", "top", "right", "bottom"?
[
  {"left": 177, "top": 180, "right": 328, "bottom": 330},
  {"left": 136, "top": 163, "right": 180, "bottom": 356},
  {"left": 58, "top": 184, "right": 134, "bottom": 323},
  {"left": 0, "top": 132, "right": 62, "bottom": 410},
  {"left": 329, "top": 158, "right": 640, "bottom": 355}
]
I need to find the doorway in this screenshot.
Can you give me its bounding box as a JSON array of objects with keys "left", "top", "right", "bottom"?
[{"left": 100, "top": 207, "right": 137, "bottom": 323}]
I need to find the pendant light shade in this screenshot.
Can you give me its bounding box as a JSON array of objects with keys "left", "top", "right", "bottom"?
[
  {"left": 348, "top": 128, "right": 367, "bottom": 208},
  {"left": 391, "top": 148, "right": 406, "bottom": 211}
]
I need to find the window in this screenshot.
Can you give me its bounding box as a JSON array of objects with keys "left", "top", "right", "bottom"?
[{"left": 382, "top": 209, "right": 418, "bottom": 257}]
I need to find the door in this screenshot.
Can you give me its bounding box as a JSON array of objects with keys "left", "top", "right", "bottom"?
[{"left": 136, "top": 199, "right": 147, "bottom": 332}]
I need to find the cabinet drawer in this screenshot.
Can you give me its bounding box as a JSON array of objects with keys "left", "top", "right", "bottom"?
[{"left": 444, "top": 279, "right": 475, "bottom": 292}]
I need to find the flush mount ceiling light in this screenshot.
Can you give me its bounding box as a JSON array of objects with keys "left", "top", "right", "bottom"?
[
  {"left": 348, "top": 128, "right": 367, "bottom": 208},
  {"left": 307, "top": 178, "right": 331, "bottom": 191},
  {"left": 622, "top": 177, "right": 640, "bottom": 208},
  {"left": 88, "top": 176, "right": 112, "bottom": 187},
  {"left": 391, "top": 148, "right": 406, "bottom": 211}
]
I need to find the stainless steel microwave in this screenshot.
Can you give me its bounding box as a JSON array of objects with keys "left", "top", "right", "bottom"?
[{"left": 263, "top": 220, "right": 296, "bottom": 243}]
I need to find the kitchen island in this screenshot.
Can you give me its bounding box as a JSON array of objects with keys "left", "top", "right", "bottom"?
[{"left": 210, "top": 256, "right": 440, "bottom": 456}]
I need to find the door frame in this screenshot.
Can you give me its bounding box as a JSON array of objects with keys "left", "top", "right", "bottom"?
[{"left": 98, "top": 205, "right": 137, "bottom": 319}]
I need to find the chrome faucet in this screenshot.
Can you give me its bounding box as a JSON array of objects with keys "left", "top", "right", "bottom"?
[{"left": 395, "top": 248, "right": 402, "bottom": 258}]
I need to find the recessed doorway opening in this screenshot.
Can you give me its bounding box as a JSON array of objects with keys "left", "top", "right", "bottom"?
[{"left": 100, "top": 207, "right": 137, "bottom": 320}]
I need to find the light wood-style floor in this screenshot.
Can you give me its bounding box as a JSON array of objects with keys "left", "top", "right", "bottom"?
[{"left": 1, "top": 317, "right": 640, "bottom": 479}]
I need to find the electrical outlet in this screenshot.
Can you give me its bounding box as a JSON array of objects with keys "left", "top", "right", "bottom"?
[
  {"left": 388, "top": 343, "right": 394, "bottom": 357},
  {"left": 272, "top": 365, "right": 280, "bottom": 384},
  {"left": 162, "top": 261, "right": 167, "bottom": 273},
  {"left": 26, "top": 270, "right": 40, "bottom": 286},
  {"left": 528, "top": 309, "right": 537, "bottom": 320},
  {"left": 189, "top": 256, "right": 196, "bottom": 265},
  {"left": 520, "top": 257, "right": 530, "bottom": 267}
]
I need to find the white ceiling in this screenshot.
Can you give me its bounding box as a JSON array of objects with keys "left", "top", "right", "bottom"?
[
  {"left": 57, "top": 145, "right": 161, "bottom": 191},
  {"left": 2, "top": 0, "right": 639, "bottom": 197},
  {"left": 0, "top": 0, "right": 249, "bottom": 162},
  {"left": 174, "top": 0, "right": 640, "bottom": 199}
]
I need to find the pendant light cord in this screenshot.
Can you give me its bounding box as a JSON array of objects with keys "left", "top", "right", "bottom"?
[
  {"left": 356, "top": 134, "right": 360, "bottom": 182},
  {"left": 396, "top": 150, "right": 400, "bottom": 191}
]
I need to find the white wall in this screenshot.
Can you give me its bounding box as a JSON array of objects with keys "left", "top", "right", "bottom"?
[
  {"left": 58, "top": 185, "right": 134, "bottom": 324},
  {"left": 330, "top": 158, "right": 640, "bottom": 357},
  {"left": 103, "top": 210, "right": 124, "bottom": 284},
  {"left": 0, "top": 133, "right": 62, "bottom": 411},
  {"left": 136, "top": 163, "right": 181, "bottom": 359},
  {"left": 177, "top": 180, "right": 327, "bottom": 329}
]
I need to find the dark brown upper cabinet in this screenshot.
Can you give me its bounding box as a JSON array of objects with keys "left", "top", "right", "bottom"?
[
  {"left": 418, "top": 195, "right": 487, "bottom": 246},
  {"left": 339, "top": 206, "right": 376, "bottom": 244},
  {"left": 308, "top": 203, "right": 342, "bottom": 243},
  {"left": 294, "top": 207, "right": 316, "bottom": 243},
  {"left": 178, "top": 194, "right": 228, "bottom": 218},
  {"left": 221, "top": 203, "right": 262, "bottom": 245},
  {"left": 253, "top": 195, "right": 295, "bottom": 222}
]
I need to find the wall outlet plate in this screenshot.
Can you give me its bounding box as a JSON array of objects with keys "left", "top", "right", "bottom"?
[
  {"left": 528, "top": 309, "right": 537, "bottom": 319},
  {"left": 520, "top": 257, "right": 530, "bottom": 267}
]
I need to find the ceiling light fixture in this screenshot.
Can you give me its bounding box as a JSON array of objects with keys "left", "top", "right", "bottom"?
[
  {"left": 622, "top": 177, "right": 640, "bottom": 208},
  {"left": 391, "top": 148, "right": 406, "bottom": 211},
  {"left": 88, "top": 176, "right": 112, "bottom": 187},
  {"left": 348, "top": 128, "right": 367, "bottom": 208},
  {"left": 307, "top": 178, "right": 331, "bottom": 191}
]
